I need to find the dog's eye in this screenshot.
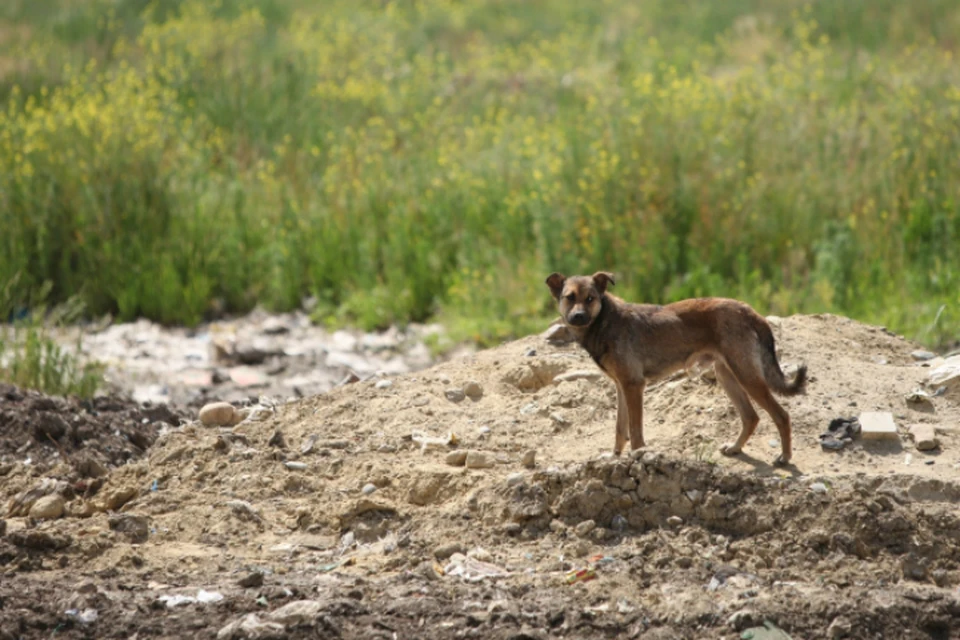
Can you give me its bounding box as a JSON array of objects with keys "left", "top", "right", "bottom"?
[
  {"left": 566, "top": 293, "right": 576, "bottom": 302},
  {"left": 585, "top": 296, "right": 594, "bottom": 303}
]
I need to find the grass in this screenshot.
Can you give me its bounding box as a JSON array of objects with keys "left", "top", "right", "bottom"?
[
  {"left": 0, "top": 0, "right": 959, "bottom": 349},
  {"left": 0, "top": 278, "right": 103, "bottom": 397}
]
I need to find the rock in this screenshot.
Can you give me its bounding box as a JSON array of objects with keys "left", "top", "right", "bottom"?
[
  {"left": 467, "top": 547, "right": 493, "bottom": 562},
  {"left": 435, "top": 542, "right": 465, "bottom": 560},
  {"left": 905, "top": 388, "right": 933, "bottom": 404},
  {"left": 8, "top": 529, "right": 72, "bottom": 550},
  {"left": 267, "top": 599, "right": 323, "bottom": 625},
  {"left": 859, "top": 411, "right": 899, "bottom": 441},
  {"left": 361, "top": 483, "right": 377, "bottom": 495},
  {"left": 0, "top": 519, "right": 5, "bottom": 536},
  {"left": 506, "top": 472, "right": 525, "bottom": 487},
  {"left": 239, "top": 571, "right": 265, "bottom": 588},
  {"left": 262, "top": 318, "right": 290, "bottom": 335},
  {"left": 828, "top": 616, "right": 852, "bottom": 639},
  {"left": 74, "top": 456, "right": 109, "bottom": 479},
  {"left": 522, "top": 450, "right": 537, "bottom": 469},
  {"left": 667, "top": 516, "right": 683, "bottom": 527},
  {"left": 465, "top": 451, "right": 494, "bottom": 469},
  {"left": 554, "top": 369, "right": 603, "bottom": 383},
  {"left": 235, "top": 346, "right": 273, "bottom": 366},
  {"left": 911, "top": 350, "right": 936, "bottom": 361},
  {"left": 199, "top": 402, "right": 243, "bottom": 427},
  {"left": 29, "top": 495, "right": 64, "bottom": 520},
  {"left": 444, "top": 388, "right": 466, "bottom": 403},
  {"left": 226, "top": 500, "right": 263, "bottom": 522},
  {"left": 544, "top": 324, "right": 575, "bottom": 345},
  {"left": 109, "top": 514, "right": 149, "bottom": 543},
  {"left": 267, "top": 430, "right": 287, "bottom": 448},
  {"left": 217, "top": 613, "right": 285, "bottom": 640},
  {"left": 445, "top": 450, "right": 467, "bottom": 467},
  {"left": 337, "top": 371, "right": 361, "bottom": 386},
  {"left": 727, "top": 609, "right": 758, "bottom": 631},
  {"left": 926, "top": 355, "right": 960, "bottom": 391},
  {"left": 909, "top": 424, "right": 939, "bottom": 451},
  {"left": 284, "top": 461, "right": 308, "bottom": 471},
  {"left": 34, "top": 412, "right": 68, "bottom": 441},
  {"left": 809, "top": 482, "right": 828, "bottom": 494},
  {"left": 901, "top": 551, "right": 929, "bottom": 580},
  {"left": 375, "top": 379, "right": 393, "bottom": 389},
  {"left": 575, "top": 520, "right": 597, "bottom": 537},
  {"left": 463, "top": 381, "right": 483, "bottom": 400},
  {"left": 524, "top": 349, "right": 537, "bottom": 357}
]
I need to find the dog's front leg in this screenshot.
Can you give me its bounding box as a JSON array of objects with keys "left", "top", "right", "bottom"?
[
  {"left": 613, "top": 381, "right": 629, "bottom": 455},
  {"left": 623, "top": 380, "right": 646, "bottom": 450}
]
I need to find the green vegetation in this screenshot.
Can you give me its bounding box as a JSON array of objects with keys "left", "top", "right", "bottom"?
[
  {"left": 1, "top": 0, "right": 959, "bottom": 347},
  {"left": 0, "top": 279, "right": 103, "bottom": 397}
]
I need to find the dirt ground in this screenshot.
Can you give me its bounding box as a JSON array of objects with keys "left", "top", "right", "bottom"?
[{"left": 3, "top": 313, "right": 960, "bottom": 639}]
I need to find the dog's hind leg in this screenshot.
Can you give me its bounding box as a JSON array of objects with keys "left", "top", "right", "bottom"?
[
  {"left": 715, "top": 361, "right": 760, "bottom": 458},
  {"left": 724, "top": 359, "right": 793, "bottom": 465},
  {"left": 613, "top": 381, "right": 629, "bottom": 455}
]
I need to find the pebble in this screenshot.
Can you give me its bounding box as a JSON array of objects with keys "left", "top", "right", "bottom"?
[
  {"left": 554, "top": 369, "right": 603, "bottom": 383},
  {"left": 575, "top": 520, "right": 597, "bottom": 537},
  {"left": 284, "top": 461, "right": 308, "bottom": 471},
  {"left": 445, "top": 450, "right": 467, "bottom": 467},
  {"left": 544, "top": 324, "right": 575, "bottom": 345},
  {"left": 238, "top": 571, "right": 265, "bottom": 588},
  {"left": 434, "top": 542, "right": 465, "bottom": 560},
  {"left": 911, "top": 350, "right": 936, "bottom": 361},
  {"left": 506, "top": 472, "right": 525, "bottom": 487},
  {"left": 444, "top": 388, "right": 466, "bottom": 403},
  {"left": 524, "top": 349, "right": 537, "bottom": 357},
  {"left": 828, "top": 616, "right": 852, "bottom": 639},
  {"left": 465, "top": 451, "right": 494, "bottom": 469},
  {"left": 521, "top": 450, "right": 537, "bottom": 468},
  {"left": 666, "top": 516, "right": 683, "bottom": 527},
  {"left": 467, "top": 547, "right": 493, "bottom": 562},
  {"left": 199, "top": 402, "right": 243, "bottom": 427},
  {"left": 108, "top": 514, "right": 150, "bottom": 543},
  {"left": 908, "top": 424, "right": 940, "bottom": 451},
  {"left": 29, "top": 495, "right": 64, "bottom": 520},
  {"left": 463, "top": 380, "right": 484, "bottom": 400},
  {"left": 375, "top": 379, "right": 393, "bottom": 389},
  {"left": 267, "top": 600, "right": 324, "bottom": 625},
  {"left": 810, "top": 482, "right": 828, "bottom": 494},
  {"left": 361, "top": 483, "right": 377, "bottom": 495}
]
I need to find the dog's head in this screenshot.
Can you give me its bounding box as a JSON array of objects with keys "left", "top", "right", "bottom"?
[{"left": 545, "top": 271, "right": 615, "bottom": 328}]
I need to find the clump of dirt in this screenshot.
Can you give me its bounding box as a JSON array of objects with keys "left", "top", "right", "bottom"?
[{"left": 2, "top": 314, "right": 960, "bottom": 639}]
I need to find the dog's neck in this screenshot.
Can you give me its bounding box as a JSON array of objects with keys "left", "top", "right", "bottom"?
[{"left": 571, "top": 294, "right": 617, "bottom": 370}]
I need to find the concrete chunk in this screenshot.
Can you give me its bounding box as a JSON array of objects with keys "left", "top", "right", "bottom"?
[
  {"left": 909, "top": 424, "right": 940, "bottom": 451},
  {"left": 859, "top": 412, "right": 899, "bottom": 441}
]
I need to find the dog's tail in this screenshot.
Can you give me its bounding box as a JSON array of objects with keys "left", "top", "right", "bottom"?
[{"left": 756, "top": 321, "right": 807, "bottom": 396}]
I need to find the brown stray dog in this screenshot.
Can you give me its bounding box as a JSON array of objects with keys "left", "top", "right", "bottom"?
[{"left": 546, "top": 271, "right": 807, "bottom": 466}]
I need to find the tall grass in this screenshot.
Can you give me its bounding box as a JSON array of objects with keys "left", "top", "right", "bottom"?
[{"left": 1, "top": 0, "right": 959, "bottom": 347}]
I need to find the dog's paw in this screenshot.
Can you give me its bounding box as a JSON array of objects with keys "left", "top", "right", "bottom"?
[{"left": 719, "top": 442, "right": 741, "bottom": 457}]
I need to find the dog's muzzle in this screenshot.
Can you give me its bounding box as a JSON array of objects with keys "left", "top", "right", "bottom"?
[{"left": 568, "top": 312, "right": 589, "bottom": 326}]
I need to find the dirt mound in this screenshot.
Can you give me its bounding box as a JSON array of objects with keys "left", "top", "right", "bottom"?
[{"left": 2, "top": 314, "right": 960, "bottom": 639}]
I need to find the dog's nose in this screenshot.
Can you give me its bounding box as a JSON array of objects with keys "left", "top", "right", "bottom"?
[{"left": 569, "top": 312, "right": 588, "bottom": 326}]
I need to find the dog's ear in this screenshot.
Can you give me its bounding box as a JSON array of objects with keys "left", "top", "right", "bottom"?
[
  {"left": 592, "top": 271, "right": 616, "bottom": 295},
  {"left": 545, "top": 273, "right": 566, "bottom": 300}
]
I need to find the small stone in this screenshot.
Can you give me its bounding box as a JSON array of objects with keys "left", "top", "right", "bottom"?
[
  {"left": 338, "top": 371, "right": 361, "bottom": 386},
  {"left": 267, "top": 600, "right": 324, "bottom": 626},
  {"left": 444, "top": 388, "right": 466, "bottom": 403},
  {"left": 810, "top": 482, "right": 828, "bottom": 494},
  {"left": 521, "top": 450, "right": 537, "bottom": 469},
  {"left": 445, "top": 450, "right": 467, "bottom": 467},
  {"left": 909, "top": 424, "right": 940, "bottom": 451},
  {"left": 199, "top": 402, "right": 243, "bottom": 427},
  {"left": 463, "top": 381, "right": 483, "bottom": 400},
  {"left": 828, "top": 616, "right": 852, "bottom": 639},
  {"left": 727, "top": 610, "right": 757, "bottom": 631},
  {"left": 434, "top": 542, "right": 465, "bottom": 561},
  {"left": 262, "top": 318, "right": 291, "bottom": 335},
  {"left": 267, "top": 430, "right": 286, "bottom": 448},
  {"left": 238, "top": 571, "right": 265, "bottom": 588},
  {"left": 29, "top": 495, "right": 64, "bottom": 520},
  {"left": 361, "top": 483, "right": 377, "bottom": 495},
  {"left": 544, "top": 324, "right": 575, "bottom": 345},
  {"left": 911, "top": 350, "right": 936, "bottom": 361},
  {"left": 554, "top": 370, "right": 603, "bottom": 383},
  {"left": 285, "top": 461, "right": 308, "bottom": 471},
  {"left": 549, "top": 412, "right": 568, "bottom": 426},
  {"left": 375, "top": 379, "right": 393, "bottom": 389},
  {"left": 506, "top": 472, "right": 525, "bottom": 487},
  {"left": 467, "top": 547, "right": 493, "bottom": 562},
  {"left": 859, "top": 411, "right": 899, "bottom": 441},
  {"left": 667, "top": 516, "right": 683, "bottom": 527},
  {"left": 524, "top": 349, "right": 537, "bottom": 357},
  {"left": 109, "top": 514, "right": 149, "bottom": 543},
  {"left": 465, "top": 451, "right": 494, "bottom": 469},
  {"left": 575, "top": 520, "right": 597, "bottom": 537}
]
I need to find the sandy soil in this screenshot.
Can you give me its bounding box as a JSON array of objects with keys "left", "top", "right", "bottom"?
[{"left": 2, "top": 313, "right": 960, "bottom": 639}]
